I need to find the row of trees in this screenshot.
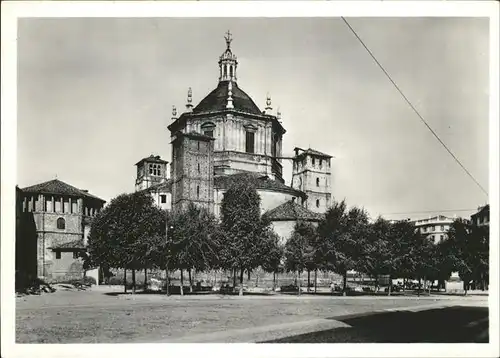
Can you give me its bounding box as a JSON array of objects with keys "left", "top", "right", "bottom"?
[
  {"left": 86, "top": 177, "right": 284, "bottom": 295},
  {"left": 283, "top": 200, "right": 489, "bottom": 295},
  {"left": 86, "top": 178, "right": 489, "bottom": 296}
]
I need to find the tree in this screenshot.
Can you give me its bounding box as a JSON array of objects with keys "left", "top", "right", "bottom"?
[
  {"left": 168, "top": 203, "right": 220, "bottom": 295},
  {"left": 220, "top": 176, "right": 268, "bottom": 295},
  {"left": 362, "top": 217, "right": 391, "bottom": 291},
  {"left": 86, "top": 192, "right": 166, "bottom": 293},
  {"left": 385, "top": 220, "right": 419, "bottom": 295},
  {"left": 315, "top": 201, "right": 370, "bottom": 295},
  {"left": 411, "top": 231, "right": 436, "bottom": 294},
  {"left": 315, "top": 200, "right": 348, "bottom": 274},
  {"left": 260, "top": 226, "right": 284, "bottom": 290},
  {"left": 284, "top": 221, "right": 316, "bottom": 295},
  {"left": 442, "top": 219, "right": 489, "bottom": 295}
]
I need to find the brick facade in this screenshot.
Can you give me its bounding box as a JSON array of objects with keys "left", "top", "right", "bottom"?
[
  {"left": 171, "top": 132, "right": 215, "bottom": 213},
  {"left": 17, "top": 180, "right": 105, "bottom": 282}
]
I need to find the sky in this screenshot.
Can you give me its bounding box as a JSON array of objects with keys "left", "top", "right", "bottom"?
[{"left": 17, "top": 17, "right": 490, "bottom": 221}]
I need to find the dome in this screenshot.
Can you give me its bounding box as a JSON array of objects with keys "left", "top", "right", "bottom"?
[{"left": 193, "top": 81, "right": 262, "bottom": 115}]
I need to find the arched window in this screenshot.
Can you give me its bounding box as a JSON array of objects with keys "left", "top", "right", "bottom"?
[
  {"left": 316, "top": 199, "right": 320, "bottom": 208},
  {"left": 201, "top": 122, "right": 216, "bottom": 138},
  {"left": 316, "top": 178, "right": 320, "bottom": 187},
  {"left": 312, "top": 157, "right": 315, "bottom": 165},
  {"left": 196, "top": 186, "right": 200, "bottom": 198},
  {"left": 198, "top": 163, "right": 200, "bottom": 173},
  {"left": 230, "top": 65, "right": 233, "bottom": 77},
  {"left": 224, "top": 65, "right": 227, "bottom": 77},
  {"left": 57, "top": 217, "right": 66, "bottom": 230}
]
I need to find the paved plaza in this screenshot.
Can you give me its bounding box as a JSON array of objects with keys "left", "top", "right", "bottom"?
[{"left": 16, "top": 287, "right": 488, "bottom": 343}]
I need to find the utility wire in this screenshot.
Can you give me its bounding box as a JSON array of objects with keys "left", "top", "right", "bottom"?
[{"left": 341, "top": 17, "right": 488, "bottom": 197}]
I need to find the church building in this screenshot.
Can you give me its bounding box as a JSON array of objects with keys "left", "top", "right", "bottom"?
[
  {"left": 16, "top": 179, "right": 105, "bottom": 283},
  {"left": 136, "top": 31, "right": 333, "bottom": 243}
]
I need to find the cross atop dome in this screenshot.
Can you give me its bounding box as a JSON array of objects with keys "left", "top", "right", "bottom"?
[
  {"left": 218, "top": 30, "right": 238, "bottom": 83},
  {"left": 224, "top": 30, "right": 233, "bottom": 50}
]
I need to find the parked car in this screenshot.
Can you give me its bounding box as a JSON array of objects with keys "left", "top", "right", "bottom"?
[
  {"left": 384, "top": 285, "right": 401, "bottom": 293},
  {"left": 219, "top": 284, "right": 234, "bottom": 294},
  {"left": 331, "top": 284, "right": 342, "bottom": 292},
  {"left": 281, "top": 284, "right": 299, "bottom": 293}
]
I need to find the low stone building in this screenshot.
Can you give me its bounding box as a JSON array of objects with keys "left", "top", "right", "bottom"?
[
  {"left": 264, "top": 199, "right": 322, "bottom": 245},
  {"left": 16, "top": 179, "right": 105, "bottom": 282}
]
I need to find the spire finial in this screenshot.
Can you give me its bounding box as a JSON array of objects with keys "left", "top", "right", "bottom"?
[
  {"left": 224, "top": 30, "right": 233, "bottom": 49},
  {"left": 265, "top": 93, "right": 272, "bottom": 112},
  {"left": 172, "top": 105, "right": 177, "bottom": 120},
  {"left": 186, "top": 88, "right": 193, "bottom": 112}
]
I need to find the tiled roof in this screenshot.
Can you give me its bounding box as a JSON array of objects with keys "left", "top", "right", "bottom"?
[
  {"left": 294, "top": 147, "right": 332, "bottom": 158},
  {"left": 135, "top": 154, "right": 168, "bottom": 166},
  {"left": 143, "top": 179, "right": 173, "bottom": 193},
  {"left": 193, "top": 81, "right": 262, "bottom": 115},
  {"left": 21, "top": 179, "right": 105, "bottom": 202},
  {"left": 264, "top": 200, "right": 322, "bottom": 222},
  {"left": 50, "top": 239, "right": 86, "bottom": 250},
  {"left": 214, "top": 172, "right": 305, "bottom": 197}
]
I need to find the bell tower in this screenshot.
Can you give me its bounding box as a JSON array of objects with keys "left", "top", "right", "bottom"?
[
  {"left": 291, "top": 147, "right": 332, "bottom": 213},
  {"left": 135, "top": 155, "right": 169, "bottom": 191},
  {"left": 171, "top": 131, "right": 215, "bottom": 213}
]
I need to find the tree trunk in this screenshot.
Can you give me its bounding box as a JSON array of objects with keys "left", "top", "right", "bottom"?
[
  {"left": 233, "top": 268, "right": 237, "bottom": 288},
  {"left": 464, "top": 280, "right": 469, "bottom": 296},
  {"left": 123, "top": 267, "right": 127, "bottom": 293},
  {"left": 239, "top": 268, "right": 244, "bottom": 296},
  {"left": 314, "top": 269, "right": 318, "bottom": 294},
  {"left": 189, "top": 269, "right": 193, "bottom": 293},
  {"left": 375, "top": 275, "right": 379, "bottom": 293},
  {"left": 342, "top": 271, "right": 347, "bottom": 296},
  {"left": 307, "top": 270, "right": 311, "bottom": 293},
  {"left": 165, "top": 269, "right": 170, "bottom": 296},
  {"left": 247, "top": 270, "right": 251, "bottom": 281},
  {"left": 132, "top": 268, "right": 136, "bottom": 294},
  {"left": 180, "top": 269, "right": 184, "bottom": 296},
  {"left": 388, "top": 275, "right": 392, "bottom": 296},
  {"left": 255, "top": 271, "right": 259, "bottom": 287},
  {"left": 144, "top": 268, "right": 148, "bottom": 290},
  {"left": 273, "top": 271, "right": 276, "bottom": 290},
  {"left": 298, "top": 270, "right": 301, "bottom": 296},
  {"left": 418, "top": 277, "right": 421, "bottom": 297}
]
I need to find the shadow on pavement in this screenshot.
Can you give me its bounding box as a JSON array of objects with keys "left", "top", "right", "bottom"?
[
  {"left": 261, "top": 306, "right": 489, "bottom": 343},
  {"left": 103, "top": 290, "right": 275, "bottom": 297}
]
